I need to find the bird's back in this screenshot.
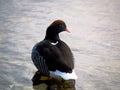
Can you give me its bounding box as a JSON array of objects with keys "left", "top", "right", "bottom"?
[{"left": 32, "top": 40, "right": 74, "bottom": 73}]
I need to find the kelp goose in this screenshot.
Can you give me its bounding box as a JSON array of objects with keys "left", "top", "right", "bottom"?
[{"left": 31, "top": 20, "right": 77, "bottom": 81}]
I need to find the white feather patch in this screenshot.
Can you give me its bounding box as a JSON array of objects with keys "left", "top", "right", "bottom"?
[
  {"left": 50, "top": 41, "right": 59, "bottom": 45},
  {"left": 50, "top": 70, "right": 77, "bottom": 80}
]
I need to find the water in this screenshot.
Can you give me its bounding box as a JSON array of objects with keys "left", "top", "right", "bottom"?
[{"left": 0, "top": 0, "right": 120, "bottom": 90}]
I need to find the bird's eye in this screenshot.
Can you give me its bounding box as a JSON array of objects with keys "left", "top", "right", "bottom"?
[
  {"left": 59, "top": 24, "right": 63, "bottom": 27},
  {"left": 57, "top": 24, "right": 66, "bottom": 32}
]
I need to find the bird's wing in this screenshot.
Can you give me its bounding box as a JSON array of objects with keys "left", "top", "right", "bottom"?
[{"left": 31, "top": 45, "right": 50, "bottom": 76}]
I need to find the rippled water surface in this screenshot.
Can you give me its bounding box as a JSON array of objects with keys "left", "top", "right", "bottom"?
[{"left": 0, "top": 0, "right": 120, "bottom": 90}]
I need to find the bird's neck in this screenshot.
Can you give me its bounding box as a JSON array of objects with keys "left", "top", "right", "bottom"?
[
  {"left": 44, "top": 27, "right": 61, "bottom": 41},
  {"left": 44, "top": 33, "right": 60, "bottom": 42}
]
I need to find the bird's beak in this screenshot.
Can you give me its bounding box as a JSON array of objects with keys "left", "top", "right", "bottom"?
[{"left": 66, "top": 28, "right": 70, "bottom": 33}]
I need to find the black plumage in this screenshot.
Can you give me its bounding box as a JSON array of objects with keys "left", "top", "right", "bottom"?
[{"left": 31, "top": 20, "right": 74, "bottom": 76}]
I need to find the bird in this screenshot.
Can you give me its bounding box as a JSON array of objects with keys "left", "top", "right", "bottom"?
[{"left": 31, "top": 20, "right": 76, "bottom": 80}]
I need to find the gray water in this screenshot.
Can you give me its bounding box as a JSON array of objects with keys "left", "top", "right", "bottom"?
[{"left": 0, "top": 0, "right": 120, "bottom": 90}]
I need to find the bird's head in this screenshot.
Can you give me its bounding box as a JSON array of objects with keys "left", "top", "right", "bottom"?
[
  {"left": 48, "top": 20, "right": 70, "bottom": 33},
  {"left": 45, "top": 20, "right": 70, "bottom": 40}
]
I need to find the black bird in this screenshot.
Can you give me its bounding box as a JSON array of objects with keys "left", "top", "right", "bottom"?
[{"left": 31, "top": 20, "right": 75, "bottom": 79}]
